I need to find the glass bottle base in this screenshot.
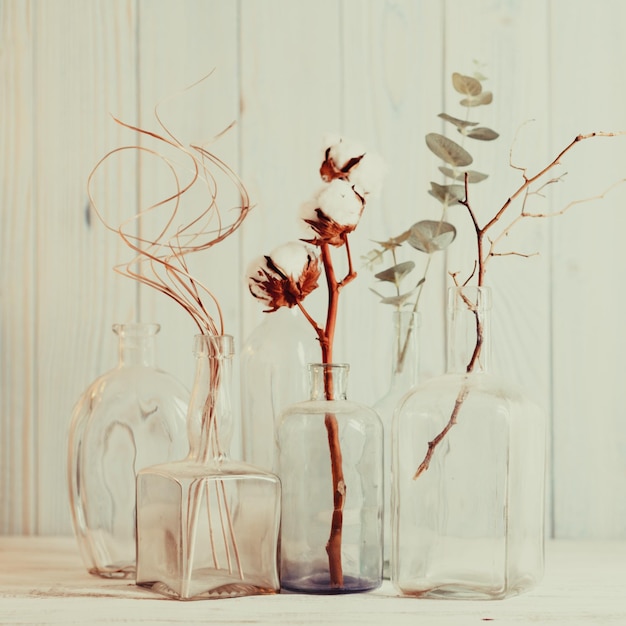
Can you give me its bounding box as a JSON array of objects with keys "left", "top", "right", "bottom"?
[
  {"left": 394, "top": 575, "right": 539, "bottom": 600},
  {"left": 88, "top": 563, "right": 134, "bottom": 579},
  {"left": 281, "top": 571, "right": 381, "bottom": 595},
  {"left": 138, "top": 577, "right": 279, "bottom": 600}
]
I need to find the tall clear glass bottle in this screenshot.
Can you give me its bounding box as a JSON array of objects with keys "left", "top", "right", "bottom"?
[
  {"left": 373, "top": 310, "right": 419, "bottom": 578},
  {"left": 278, "top": 363, "right": 383, "bottom": 594},
  {"left": 136, "top": 334, "right": 281, "bottom": 600},
  {"left": 392, "top": 287, "right": 546, "bottom": 599},
  {"left": 67, "top": 323, "right": 189, "bottom": 578},
  {"left": 240, "top": 308, "right": 318, "bottom": 472}
]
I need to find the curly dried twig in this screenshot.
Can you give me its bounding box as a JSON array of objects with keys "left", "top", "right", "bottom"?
[
  {"left": 89, "top": 80, "right": 252, "bottom": 591},
  {"left": 88, "top": 119, "right": 251, "bottom": 335}
]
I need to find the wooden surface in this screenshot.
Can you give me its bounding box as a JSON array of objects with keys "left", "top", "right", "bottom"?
[
  {"left": 0, "top": 537, "right": 625, "bottom": 625},
  {"left": 2, "top": 0, "right": 626, "bottom": 539}
]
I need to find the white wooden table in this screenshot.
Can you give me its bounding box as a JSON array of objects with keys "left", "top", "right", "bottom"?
[{"left": 0, "top": 537, "right": 624, "bottom": 625}]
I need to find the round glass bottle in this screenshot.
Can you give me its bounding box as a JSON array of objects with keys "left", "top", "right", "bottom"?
[
  {"left": 67, "top": 323, "right": 189, "bottom": 578},
  {"left": 278, "top": 363, "right": 383, "bottom": 594},
  {"left": 136, "top": 334, "right": 281, "bottom": 600},
  {"left": 392, "top": 287, "right": 546, "bottom": 599},
  {"left": 373, "top": 310, "right": 419, "bottom": 578},
  {"left": 240, "top": 307, "right": 318, "bottom": 472}
]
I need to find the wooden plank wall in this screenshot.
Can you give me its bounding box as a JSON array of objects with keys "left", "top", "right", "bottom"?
[{"left": 1, "top": 0, "right": 625, "bottom": 539}]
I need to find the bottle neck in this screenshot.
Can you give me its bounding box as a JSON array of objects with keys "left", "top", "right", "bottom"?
[
  {"left": 447, "top": 286, "right": 492, "bottom": 374},
  {"left": 309, "top": 363, "right": 349, "bottom": 401},
  {"left": 187, "top": 334, "right": 234, "bottom": 463},
  {"left": 113, "top": 323, "right": 159, "bottom": 367},
  {"left": 388, "top": 311, "right": 419, "bottom": 390}
]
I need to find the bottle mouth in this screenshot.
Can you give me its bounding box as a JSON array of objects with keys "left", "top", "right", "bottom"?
[
  {"left": 448, "top": 286, "right": 492, "bottom": 312},
  {"left": 112, "top": 323, "right": 161, "bottom": 336},
  {"left": 307, "top": 363, "right": 350, "bottom": 372},
  {"left": 193, "top": 334, "right": 235, "bottom": 358}
]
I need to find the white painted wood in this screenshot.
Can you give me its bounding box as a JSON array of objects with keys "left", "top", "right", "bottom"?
[
  {"left": 238, "top": 0, "right": 343, "bottom": 355},
  {"left": 442, "top": 0, "right": 552, "bottom": 405},
  {"left": 134, "top": 0, "right": 242, "bottom": 410},
  {"left": 31, "top": 0, "right": 141, "bottom": 535},
  {"left": 339, "top": 0, "right": 447, "bottom": 405},
  {"left": 442, "top": 0, "right": 554, "bottom": 532},
  {"left": 0, "top": 537, "right": 625, "bottom": 624},
  {"left": 549, "top": 0, "right": 626, "bottom": 539},
  {"left": 1, "top": 0, "right": 626, "bottom": 540},
  {"left": 0, "top": 0, "right": 36, "bottom": 535}
]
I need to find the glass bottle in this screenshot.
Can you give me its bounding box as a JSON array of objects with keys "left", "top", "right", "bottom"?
[
  {"left": 136, "top": 334, "right": 281, "bottom": 600},
  {"left": 392, "top": 287, "right": 546, "bottom": 599},
  {"left": 240, "top": 307, "right": 318, "bottom": 472},
  {"left": 278, "top": 363, "right": 383, "bottom": 594},
  {"left": 67, "top": 323, "right": 189, "bottom": 578},
  {"left": 373, "top": 310, "right": 419, "bottom": 579}
]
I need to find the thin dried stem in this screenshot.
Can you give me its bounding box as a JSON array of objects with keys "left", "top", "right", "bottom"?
[
  {"left": 89, "top": 82, "right": 251, "bottom": 591},
  {"left": 413, "top": 386, "right": 469, "bottom": 479}
]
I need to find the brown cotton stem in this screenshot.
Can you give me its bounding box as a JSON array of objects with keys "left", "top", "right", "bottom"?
[
  {"left": 297, "top": 240, "right": 349, "bottom": 587},
  {"left": 319, "top": 241, "right": 345, "bottom": 588},
  {"left": 321, "top": 243, "right": 338, "bottom": 362},
  {"left": 324, "top": 411, "right": 345, "bottom": 588}
]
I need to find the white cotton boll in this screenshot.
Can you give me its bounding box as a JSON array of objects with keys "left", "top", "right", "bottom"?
[
  {"left": 327, "top": 136, "right": 366, "bottom": 170},
  {"left": 317, "top": 179, "right": 363, "bottom": 226},
  {"left": 348, "top": 151, "right": 386, "bottom": 196},
  {"left": 269, "top": 241, "right": 313, "bottom": 278},
  {"left": 246, "top": 255, "right": 272, "bottom": 303},
  {"left": 298, "top": 198, "right": 319, "bottom": 237},
  {"left": 321, "top": 132, "right": 343, "bottom": 158},
  {"left": 299, "top": 198, "right": 318, "bottom": 224}
]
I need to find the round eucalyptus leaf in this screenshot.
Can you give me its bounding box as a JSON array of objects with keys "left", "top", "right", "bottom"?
[
  {"left": 452, "top": 72, "right": 482, "bottom": 96},
  {"left": 370, "top": 287, "right": 419, "bottom": 307},
  {"left": 438, "top": 113, "right": 478, "bottom": 129},
  {"left": 438, "top": 166, "right": 489, "bottom": 183},
  {"left": 465, "top": 127, "right": 499, "bottom": 141},
  {"left": 460, "top": 91, "right": 493, "bottom": 107},
  {"left": 374, "top": 260, "right": 416, "bottom": 284},
  {"left": 425, "top": 133, "right": 473, "bottom": 167},
  {"left": 408, "top": 220, "right": 457, "bottom": 254},
  {"left": 428, "top": 181, "right": 465, "bottom": 205}
]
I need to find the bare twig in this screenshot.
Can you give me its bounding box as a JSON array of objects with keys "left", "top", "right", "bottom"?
[{"left": 414, "top": 130, "right": 626, "bottom": 479}]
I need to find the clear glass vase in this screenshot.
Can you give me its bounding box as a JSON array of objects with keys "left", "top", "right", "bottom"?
[
  {"left": 392, "top": 287, "right": 546, "bottom": 599},
  {"left": 240, "top": 308, "right": 318, "bottom": 472},
  {"left": 67, "top": 323, "right": 189, "bottom": 578},
  {"left": 278, "top": 363, "right": 383, "bottom": 594},
  {"left": 136, "top": 334, "right": 281, "bottom": 600},
  {"left": 373, "top": 310, "right": 419, "bottom": 578}
]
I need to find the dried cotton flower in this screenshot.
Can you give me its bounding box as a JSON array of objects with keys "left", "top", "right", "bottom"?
[
  {"left": 320, "top": 134, "right": 385, "bottom": 196},
  {"left": 247, "top": 242, "right": 320, "bottom": 312},
  {"left": 300, "top": 179, "right": 364, "bottom": 246}
]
